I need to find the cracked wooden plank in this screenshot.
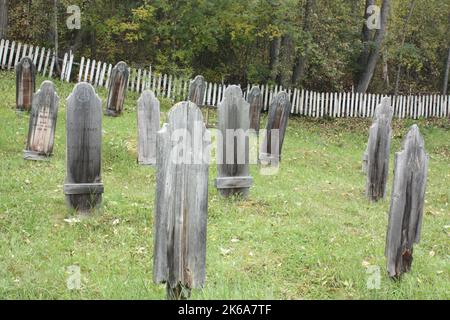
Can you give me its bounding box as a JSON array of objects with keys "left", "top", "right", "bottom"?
[
  {"left": 364, "top": 97, "right": 393, "bottom": 202},
  {"left": 153, "top": 101, "right": 209, "bottom": 299},
  {"left": 386, "top": 125, "right": 428, "bottom": 279}
]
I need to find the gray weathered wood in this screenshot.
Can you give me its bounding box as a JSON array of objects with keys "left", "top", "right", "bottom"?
[
  {"left": 64, "top": 83, "right": 103, "bottom": 214},
  {"left": 16, "top": 57, "right": 36, "bottom": 112},
  {"left": 23, "top": 81, "right": 59, "bottom": 161},
  {"left": 153, "top": 101, "right": 209, "bottom": 299},
  {"left": 215, "top": 176, "right": 253, "bottom": 189},
  {"left": 215, "top": 85, "right": 253, "bottom": 198},
  {"left": 137, "top": 90, "right": 160, "bottom": 165},
  {"left": 188, "top": 75, "right": 206, "bottom": 106},
  {"left": 247, "top": 86, "right": 263, "bottom": 134},
  {"left": 364, "top": 97, "right": 393, "bottom": 202},
  {"left": 105, "top": 61, "right": 129, "bottom": 117},
  {"left": 386, "top": 125, "right": 428, "bottom": 279},
  {"left": 260, "top": 91, "right": 291, "bottom": 164}
]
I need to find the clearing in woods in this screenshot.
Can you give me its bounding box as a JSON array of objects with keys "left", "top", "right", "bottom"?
[{"left": 0, "top": 72, "right": 449, "bottom": 299}]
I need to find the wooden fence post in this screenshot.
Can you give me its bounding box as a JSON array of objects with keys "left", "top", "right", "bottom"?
[
  {"left": 64, "top": 83, "right": 104, "bottom": 214},
  {"left": 105, "top": 61, "right": 129, "bottom": 117},
  {"left": 16, "top": 56, "right": 36, "bottom": 112},
  {"left": 23, "top": 81, "right": 59, "bottom": 161},
  {"left": 386, "top": 125, "right": 428, "bottom": 278},
  {"left": 137, "top": 90, "right": 160, "bottom": 166},
  {"left": 153, "top": 101, "right": 209, "bottom": 300},
  {"left": 364, "top": 97, "right": 393, "bottom": 202},
  {"left": 215, "top": 85, "right": 253, "bottom": 198}
]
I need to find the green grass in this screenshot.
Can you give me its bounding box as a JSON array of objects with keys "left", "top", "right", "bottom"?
[{"left": 0, "top": 71, "right": 449, "bottom": 300}]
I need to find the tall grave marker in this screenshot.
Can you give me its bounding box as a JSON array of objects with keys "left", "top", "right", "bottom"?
[
  {"left": 137, "top": 90, "right": 160, "bottom": 165},
  {"left": 16, "top": 56, "right": 36, "bottom": 112},
  {"left": 215, "top": 85, "right": 253, "bottom": 198},
  {"left": 386, "top": 125, "right": 428, "bottom": 279},
  {"left": 23, "top": 81, "right": 59, "bottom": 160},
  {"left": 363, "top": 97, "right": 393, "bottom": 202},
  {"left": 64, "top": 83, "right": 104, "bottom": 214},
  {"left": 105, "top": 61, "right": 129, "bottom": 117},
  {"left": 153, "top": 101, "right": 209, "bottom": 300},
  {"left": 260, "top": 91, "right": 291, "bottom": 168}
]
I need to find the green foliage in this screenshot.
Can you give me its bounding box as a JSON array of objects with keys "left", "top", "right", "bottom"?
[{"left": 5, "top": 0, "right": 450, "bottom": 93}]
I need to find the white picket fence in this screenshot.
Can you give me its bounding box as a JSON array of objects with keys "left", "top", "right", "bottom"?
[{"left": 1, "top": 38, "right": 449, "bottom": 119}]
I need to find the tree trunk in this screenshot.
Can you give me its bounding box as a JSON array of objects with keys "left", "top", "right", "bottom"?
[
  {"left": 269, "top": 37, "right": 281, "bottom": 81},
  {"left": 356, "top": 0, "right": 391, "bottom": 93},
  {"left": 279, "top": 35, "right": 294, "bottom": 88},
  {"left": 382, "top": 48, "right": 389, "bottom": 89},
  {"left": 0, "top": 0, "right": 8, "bottom": 39},
  {"left": 54, "top": 0, "right": 61, "bottom": 74},
  {"left": 291, "top": 0, "right": 314, "bottom": 86},
  {"left": 354, "top": 0, "right": 375, "bottom": 85},
  {"left": 394, "top": 0, "right": 415, "bottom": 95},
  {"left": 443, "top": 48, "right": 450, "bottom": 95}
]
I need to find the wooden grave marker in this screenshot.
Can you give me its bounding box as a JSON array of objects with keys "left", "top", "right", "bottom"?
[
  {"left": 23, "top": 81, "right": 59, "bottom": 160},
  {"left": 105, "top": 61, "right": 129, "bottom": 117},
  {"left": 364, "top": 97, "right": 393, "bottom": 202},
  {"left": 16, "top": 56, "right": 36, "bottom": 112},
  {"left": 215, "top": 85, "right": 253, "bottom": 198},
  {"left": 386, "top": 125, "right": 428, "bottom": 278},
  {"left": 188, "top": 75, "right": 206, "bottom": 106},
  {"left": 154, "top": 101, "right": 209, "bottom": 300},
  {"left": 247, "top": 86, "right": 263, "bottom": 135},
  {"left": 189, "top": 75, "right": 213, "bottom": 126},
  {"left": 64, "top": 83, "right": 104, "bottom": 214},
  {"left": 137, "top": 90, "right": 160, "bottom": 165},
  {"left": 260, "top": 91, "right": 291, "bottom": 166}
]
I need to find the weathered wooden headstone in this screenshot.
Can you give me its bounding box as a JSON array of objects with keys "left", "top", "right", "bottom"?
[
  {"left": 386, "top": 125, "right": 428, "bottom": 279},
  {"left": 215, "top": 85, "right": 253, "bottom": 198},
  {"left": 23, "top": 81, "right": 59, "bottom": 161},
  {"left": 16, "top": 56, "right": 36, "bottom": 112},
  {"left": 188, "top": 75, "right": 206, "bottom": 106},
  {"left": 64, "top": 83, "right": 104, "bottom": 214},
  {"left": 260, "top": 91, "right": 291, "bottom": 165},
  {"left": 189, "top": 75, "right": 213, "bottom": 126},
  {"left": 153, "top": 101, "right": 209, "bottom": 300},
  {"left": 137, "top": 90, "right": 160, "bottom": 165},
  {"left": 364, "top": 97, "right": 393, "bottom": 202},
  {"left": 105, "top": 61, "right": 129, "bottom": 117},
  {"left": 247, "top": 86, "right": 263, "bottom": 134}
]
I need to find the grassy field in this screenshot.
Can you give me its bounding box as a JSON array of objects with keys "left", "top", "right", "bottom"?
[{"left": 0, "top": 71, "right": 449, "bottom": 300}]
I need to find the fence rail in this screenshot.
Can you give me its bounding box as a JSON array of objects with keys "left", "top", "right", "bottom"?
[{"left": 1, "top": 38, "right": 449, "bottom": 119}]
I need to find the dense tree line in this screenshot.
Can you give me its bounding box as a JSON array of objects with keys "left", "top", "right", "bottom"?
[{"left": 2, "top": 0, "right": 450, "bottom": 94}]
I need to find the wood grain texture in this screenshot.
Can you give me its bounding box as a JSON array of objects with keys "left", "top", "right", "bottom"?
[
  {"left": 260, "top": 91, "right": 291, "bottom": 162},
  {"left": 386, "top": 125, "right": 428, "bottom": 278},
  {"left": 188, "top": 75, "right": 206, "bottom": 106},
  {"left": 137, "top": 90, "right": 160, "bottom": 165},
  {"left": 215, "top": 85, "right": 253, "bottom": 197},
  {"left": 247, "top": 86, "right": 263, "bottom": 134},
  {"left": 154, "top": 101, "right": 209, "bottom": 294},
  {"left": 105, "top": 61, "right": 129, "bottom": 117},
  {"left": 16, "top": 57, "right": 36, "bottom": 112},
  {"left": 64, "top": 82, "right": 103, "bottom": 213},
  {"left": 364, "top": 97, "right": 393, "bottom": 202},
  {"left": 23, "top": 81, "right": 59, "bottom": 161}
]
